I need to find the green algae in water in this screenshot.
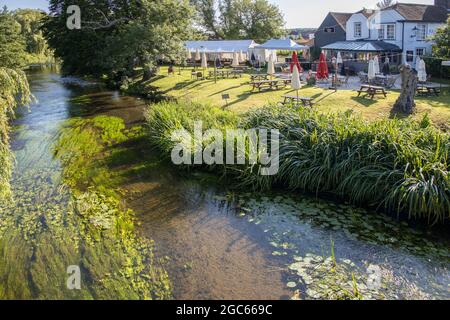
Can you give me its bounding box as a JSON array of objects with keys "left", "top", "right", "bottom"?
[{"left": 0, "top": 115, "right": 171, "bottom": 299}]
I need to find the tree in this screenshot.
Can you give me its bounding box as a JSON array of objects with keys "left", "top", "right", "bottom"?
[
  {"left": 393, "top": 64, "right": 417, "bottom": 114},
  {"left": 0, "top": 9, "right": 32, "bottom": 200},
  {"left": 43, "top": 0, "right": 194, "bottom": 79},
  {"left": 13, "top": 9, "right": 51, "bottom": 58},
  {"left": 376, "top": 0, "right": 396, "bottom": 9},
  {"left": 0, "top": 8, "right": 27, "bottom": 68},
  {"left": 191, "top": 0, "right": 285, "bottom": 42},
  {"left": 432, "top": 17, "right": 449, "bottom": 60}
]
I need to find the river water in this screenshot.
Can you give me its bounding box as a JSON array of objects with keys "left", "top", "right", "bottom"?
[{"left": 2, "top": 69, "right": 449, "bottom": 300}]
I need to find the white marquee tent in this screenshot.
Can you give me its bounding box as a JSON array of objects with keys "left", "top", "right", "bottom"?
[{"left": 185, "top": 40, "right": 262, "bottom": 61}]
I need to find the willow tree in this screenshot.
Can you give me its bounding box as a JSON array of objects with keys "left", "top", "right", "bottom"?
[
  {"left": 0, "top": 68, "right": 31, "bottom": 200},
  {"left": 0, "top": 9, "right": 32, "bottom": 199}
]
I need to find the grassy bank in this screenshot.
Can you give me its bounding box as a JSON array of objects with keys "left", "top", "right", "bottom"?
[
  {"left": 130, "top": 66, "right": 450, "bottom": 129},
  {"left": 145, "top": 101, "right": 450, "bottom": 225}
]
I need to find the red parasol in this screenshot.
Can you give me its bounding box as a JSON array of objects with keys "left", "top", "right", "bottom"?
[
  {"left": 316, "top": 52, "right": 329, "bottom": 80},
  {"left": 290, "top": 51, "right": 303, "bottom": 73}
]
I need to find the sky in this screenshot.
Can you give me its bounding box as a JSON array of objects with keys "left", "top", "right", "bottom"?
[{"left": 1, "top": 0, "right": 437, "bottom": 28}]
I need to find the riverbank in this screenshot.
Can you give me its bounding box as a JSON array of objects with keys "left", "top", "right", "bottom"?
[{"left": 126, "top": 66, "right": 450, "bottom": 130}]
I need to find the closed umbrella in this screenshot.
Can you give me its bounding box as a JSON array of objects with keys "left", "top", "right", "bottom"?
[
  {"left": 214, "top": 55, "right": 222, "bottom": 68},
  {"left": 291, "top": 63, "right": 302, "bottom": 100},
  {"left": 232, "top": 52, "right": 240, "bottom": 67},
  {"left": 373, "top": 55, "right": 380, "bottom": 75},
  {"left": 267, "top": 54, "right": 275, "bottom": 78},
  {"left": 316, "top": 52, "right": 329, "bottom": 80},
  {"left": 239, "top": 50, "right": 245, "bottom": 63},
  {"left": 201, "top": 52, "right": 208, "bottom": 77},
  {"left": 250, "top": 52, "right": 256, "bottom": 65},
  {"left": 290, "top": 51, "right": 302, "bottom": 73},
  {"left": 337, "top": 52, "right": 343, "bottom": 64},
  {"left": 368, "top": 59, "right": 376, "bottom": 84},
  {"left": 418, "top": 59, "right": 427, "bottom": 82},
  {"left": 187, "top": 49, "right": 192, "bottom": 61},
  {"left": 195, "top": 49, "right": 201, "bottom": 61}
]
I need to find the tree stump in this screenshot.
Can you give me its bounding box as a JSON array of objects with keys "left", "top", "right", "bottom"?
[{"left": 393, "top": 64, "right": 418, "bottom": 114}]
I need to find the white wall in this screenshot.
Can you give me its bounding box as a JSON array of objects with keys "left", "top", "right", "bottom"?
[
  {"left": 346, "top": 13, "right": 370, "bottom": 40},
  {"left": 367, "top": 10, "right": 404, "bottom": 48},
  {"left": 402, "top": 22, "right": 444, "bottom": 65}
]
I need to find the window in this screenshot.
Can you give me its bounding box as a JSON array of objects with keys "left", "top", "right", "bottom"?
[
  {"left": 354, "top": 22, "right": 362, "bottom": 38},
  {"left": 378, "top": 26, "right": 385, "bottom": 39},
  {"left": 324, "top": 27, "right": 335, "bottom": 33},
  {"left": 416, "top": 24, "right": 427, "bottom": 41},
  {"left": 386, "top": 24, "right": 395, "bottom": 40},
  {"left": 406, "top": 50, "right": 414, "bottom": 62},
  {"left": 416, "top": 48, "right": 426, "bottom": 58}
]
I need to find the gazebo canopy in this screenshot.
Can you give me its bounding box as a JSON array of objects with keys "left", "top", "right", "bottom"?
[
  {"left": 257, "top": 39, "right": 308, "bottom": 51},
  {"left": 322, "top": 41, "right": 401, "bottom": 52},
  {"left": 185, "top": 40, "right": 258, "bottom": 53}
]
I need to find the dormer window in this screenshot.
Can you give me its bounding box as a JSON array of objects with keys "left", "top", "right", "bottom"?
[
  {"left": 416, "top": 24, "right": 427, "bottom": 41},
  {"left": 354, "top": 22, "right": 362, "bottom": 38}
]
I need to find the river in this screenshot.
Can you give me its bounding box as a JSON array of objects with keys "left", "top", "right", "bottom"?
[{"left": 2, "top": 69, "right": 449, "bottom": 300}]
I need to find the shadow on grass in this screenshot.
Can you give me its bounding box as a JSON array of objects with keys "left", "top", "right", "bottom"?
[{"left": 350, "top": 96, "right": 378, "bottom": 107}]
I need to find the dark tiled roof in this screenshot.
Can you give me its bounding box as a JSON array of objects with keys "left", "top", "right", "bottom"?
[
  {"left": 329, "top": 12, "right": 353, "bottom": 30},
  {"left": 322, "top": 41, "right": 402, "bottom": 52},
  {"left": 386, "top": 3, "right": 448, "bottom": 22}
]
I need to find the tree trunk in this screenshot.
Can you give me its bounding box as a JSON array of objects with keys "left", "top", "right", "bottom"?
[
  {"left": 393, "top": 64, "right": 417, "bottom": 114},
  {"left": 143, "top": 66, "right": 153, "bottom": 81}
]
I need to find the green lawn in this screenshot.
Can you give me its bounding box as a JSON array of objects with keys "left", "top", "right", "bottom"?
[{"left": 142, "top": 66, "right": 450, "bottom": 129}]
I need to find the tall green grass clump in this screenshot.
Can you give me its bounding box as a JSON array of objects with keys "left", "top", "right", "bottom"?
[
  {"left": 144, "top": 100, "right": 238, "bottom": 160},
  {"left": 145, "top": 102, "right": 450, "bottom": 224},
  {"left": 241, "top": 107, "right": 449, "bottom": 224}
]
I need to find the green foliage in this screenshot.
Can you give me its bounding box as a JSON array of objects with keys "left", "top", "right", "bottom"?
[
  {"left": 43, "top": 0, "right": 194, "bottom": 77},
  {"left": 13, "top": 9, "right": 53, "bottom": 64},
  {"left": 0, "top": 68, "right": 32, "bottom": 200},
  {"left": 145, "top": 102, "right": 450, "bottom": 224},
  {"left": 191, "top": 0, "right": 285, "bottom": 42},
  {"left": 144, "top": 101, "right": 238, "bottom": 160},
  {"left": 0, "top": 8, "right": 27, "bottom": 68},
  {"left": 432, "top": 17, "right": 450, "bottom": 60}
]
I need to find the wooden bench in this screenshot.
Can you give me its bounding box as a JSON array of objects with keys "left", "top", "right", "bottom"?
[
  {"left": 208, "top": 70, "right": 243, "bottom": 79},
  {"left": 417, "top": 84, "right": 440, "bottom": 97},
  {"left": 250, "top": 74, "right": 269, "bottom": 81},
  {"left": 250, "top": 79, "right": 291, "bottom": 92},
  {"left": 357, "top": 85, "right": 387, "bottom": 99},
  {"left": 281, "top": 95, "right": 314, "bottom": 107}
]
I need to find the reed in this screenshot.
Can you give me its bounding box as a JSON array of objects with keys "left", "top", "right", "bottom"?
[{"left": 145, "top": 101, "right": 450, "bottom": 224}]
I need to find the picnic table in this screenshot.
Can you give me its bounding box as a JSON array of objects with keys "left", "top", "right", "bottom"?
[
  {"left": 281, "top": 95, "right": 314, "bottom": 107},
  {"left": 208, "top": 70, "right": 243, "bottom": 79},
  {"left": 357, "top": 84, "right": 387, "bottom": 99},
  {"left": 250, "top": 79, "right": 291, "bottom": 92},
  {"left": 250, "top": 74, "right": 269, "bottom": 81},
  {"left": 417, "top": 83, "right": 440, "bottom": 97}
]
